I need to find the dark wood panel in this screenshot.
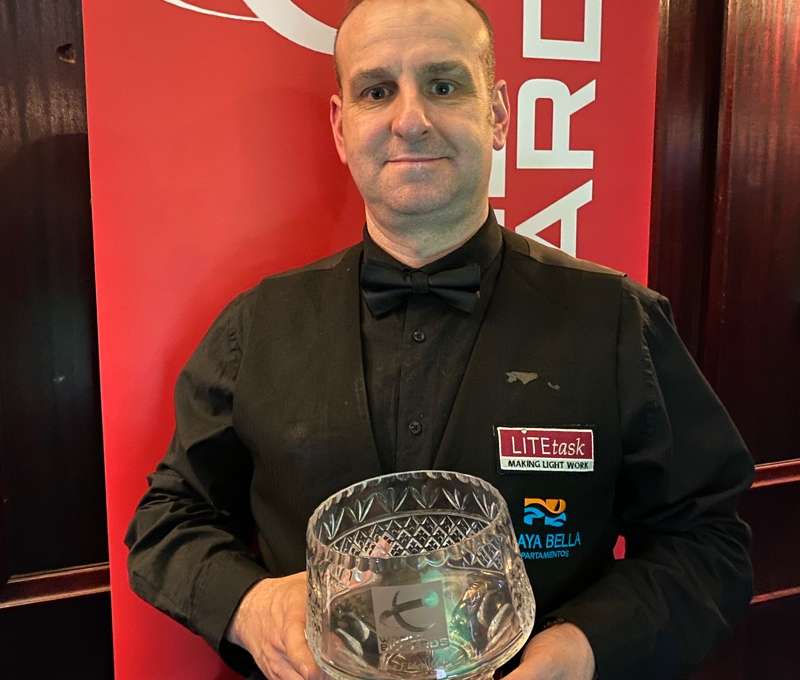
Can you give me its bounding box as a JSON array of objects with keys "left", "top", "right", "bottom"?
[
  {"left": 648, "top": 0, "right": 725, "bottom": 358},
  {"left": 0, "top": 562, "right": 109, "bottom": 609},
  {"left": 739, "top": 480, "right": 800, "bottom": 597},
  {"left": 691, "top": 476, "right": 800, "bottom": 677},
  {"left": 636, "top": 0, "right": 799, "bottom": 677},
  {"left": 0, "top": 591, "right": 113, "bottom": 678},
  {"left": 0, "top": 391, "right": 7, "bottom": 586},
  {"left": 703, "top": 0, "right": 800, "bottom": 464},
  {"left": 0, "top": 1, "right": 107, "bottom": 573},
  {"left": 692, "top": 592, "right": 800, "bottom": 679}
]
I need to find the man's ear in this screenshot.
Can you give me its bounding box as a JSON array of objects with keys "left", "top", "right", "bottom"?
[
  {"left": 330, "top": 94, "right": 348, "bottom": 165},
  {"left": 491, "top": 80, "right": 511, "bottom": 151}
]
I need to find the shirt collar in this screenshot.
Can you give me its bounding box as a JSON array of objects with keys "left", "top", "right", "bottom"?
[{"left": 362, "top": 208, "right": 503, "bottom": 275}]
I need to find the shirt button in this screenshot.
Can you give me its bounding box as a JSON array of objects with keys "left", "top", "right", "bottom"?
[
  {"left": 412, "top": 329, "right": 426, "bottom": 343},
  {"left": 408, "top": 420, "right": 423, "bottom": 436}
]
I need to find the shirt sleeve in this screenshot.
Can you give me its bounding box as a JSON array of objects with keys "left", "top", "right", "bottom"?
[
  {"left": 547, "top": 281, "right": 755, "bottom": 679},
  {"left": 124, "top": 289, "right": 268, "bottom": 675}
]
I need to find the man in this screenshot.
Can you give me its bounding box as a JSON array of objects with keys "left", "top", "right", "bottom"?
[{"left": 125, "top": 1, "right": 754, "bottom": 679}]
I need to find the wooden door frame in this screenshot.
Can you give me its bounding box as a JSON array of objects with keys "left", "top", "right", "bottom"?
[
  {"left": 650, "top": 0, "right": 800, "bottom": 482},
  {"left": 648, "top": 0, "right": 725, "bottom": 360},
  {"left": 650, "top": 4, "right": 800, "bottom": 677}
]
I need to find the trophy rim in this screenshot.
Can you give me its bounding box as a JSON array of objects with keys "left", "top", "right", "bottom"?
[{"left": 306, "top": 469, "right": 515, "bottom": 569}]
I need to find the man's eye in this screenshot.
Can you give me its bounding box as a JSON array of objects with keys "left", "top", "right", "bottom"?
[
  {"left": 365, "top": 86, "right": 392, "bottom": 101},
  {"left": 432, "top": 81, "right": 456, "bottom": 96}
]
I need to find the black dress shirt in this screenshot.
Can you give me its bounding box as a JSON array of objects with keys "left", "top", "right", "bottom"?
[{"left": 361, "top": 213, "right": 503, "bottom": 474}]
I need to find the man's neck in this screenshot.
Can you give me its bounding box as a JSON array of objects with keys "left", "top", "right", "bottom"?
[{"left": 365, "top": 203, "right": 491, "bottom": 269}]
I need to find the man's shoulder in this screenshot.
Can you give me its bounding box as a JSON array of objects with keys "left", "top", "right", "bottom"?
[
  {"left": 265, "top": 242, "right": 361, "bottom": 282},
  {"left": 241, "top": 242, "right": 362, "bottom": 303},
  {"left": 217, "top": 243, "right": 361, "bottom": 324},
  {"left": 503, "top": 228, "right": 668, "bottom": 312},
  {"left": 503, "top": 228, "right": 625, "bottom": 279}
]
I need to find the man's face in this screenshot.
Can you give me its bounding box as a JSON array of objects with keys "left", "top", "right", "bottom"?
[{"left": 331, "top": 0, "right": 509, "bottom": 222}]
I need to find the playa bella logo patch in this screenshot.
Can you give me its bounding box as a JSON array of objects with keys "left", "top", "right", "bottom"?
[
  {"left": 518, "top": 498, "right": 581, "bottom": 561},
  {"left": 497, "top": 427, "right": 594, "bottom": 472}
]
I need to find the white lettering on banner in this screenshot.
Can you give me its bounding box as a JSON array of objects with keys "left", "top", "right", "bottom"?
[
  {"left": 517, "top": 80, "right": 596, "bottom": 170},
  {"left": 523, "top": 0, "right": 603, "bottom": 62},
  {"left": 241, "top": 1, "right": 335, "bottom": 53},
  {"left": 499, "top": 2, "right": 602, "bottom": 255},
  {"left": 489, "top": 148, "right": 507, "bottom": 199},
  {"left": 161, "top": 1, "right": 337, "bottom": 54},
  {"left": 161, "top": 0, "right": 261, "bottom": 22},
  {"left": 515, "top": 181, "right": 593, "bottom": 257}
]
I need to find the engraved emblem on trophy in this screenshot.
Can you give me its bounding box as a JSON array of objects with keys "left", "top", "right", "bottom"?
[{"left": 306, "top": 471, "right": 535, "bottom": 679}]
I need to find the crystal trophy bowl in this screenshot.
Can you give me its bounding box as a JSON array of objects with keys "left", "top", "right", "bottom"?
[{"left": 306, "top": 471, "right": 535, "bottom": 680}]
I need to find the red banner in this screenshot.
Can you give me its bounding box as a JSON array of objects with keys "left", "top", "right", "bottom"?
[{"left": 82, "top": 1, "right": 659, "bottom": 677}]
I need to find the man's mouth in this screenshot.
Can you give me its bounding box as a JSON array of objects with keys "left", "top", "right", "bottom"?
[{"left": 386, "top": 156, "right": 446, "bottom": 164}]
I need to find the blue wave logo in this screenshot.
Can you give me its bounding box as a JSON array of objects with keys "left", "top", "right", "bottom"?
[{"left": 523, "top": 498, "right": 567, "bottom": 527}]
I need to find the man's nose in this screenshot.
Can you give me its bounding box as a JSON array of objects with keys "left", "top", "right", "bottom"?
[{"left": 390, "top": 89, "right": 432, "bottom": 140}]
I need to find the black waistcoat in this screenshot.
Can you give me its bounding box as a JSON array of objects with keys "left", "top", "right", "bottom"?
[{"left": 234, "top": 229, "right": 625, "bottom": 615}]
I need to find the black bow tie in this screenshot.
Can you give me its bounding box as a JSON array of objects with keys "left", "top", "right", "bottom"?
[{"left": 360, "top": 260, "right": 481, "bottom": 316}]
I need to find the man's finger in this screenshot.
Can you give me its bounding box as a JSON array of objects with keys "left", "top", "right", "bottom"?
[
  {"left": 501, "top": 649, "right": 548, "bottom": 680},
  {"left": 283, "top": 623, "right": 322, "bottom": 679},
  {"left": 263, "top": 654, "right": 307, "bottom": 680}
]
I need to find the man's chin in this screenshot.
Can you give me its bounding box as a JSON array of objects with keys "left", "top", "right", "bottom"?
[{"left": 382, "top": 191, "right": 453, "bottom": 216}]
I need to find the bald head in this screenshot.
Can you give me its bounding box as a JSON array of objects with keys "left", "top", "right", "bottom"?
[{"left": 334, "top": 0, "right": 496, "bottom": 92}]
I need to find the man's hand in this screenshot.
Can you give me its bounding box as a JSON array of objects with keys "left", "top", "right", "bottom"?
[
  {"left": 227, "top": 571, "right": 326, "bottom": 680},
  {"left": 503, "top": 623, "right": 595, "bottom": 680}
]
